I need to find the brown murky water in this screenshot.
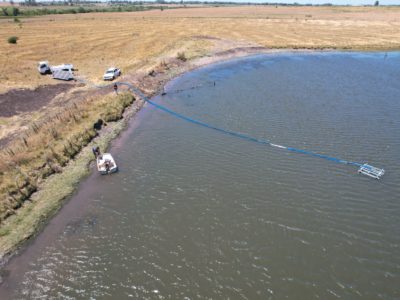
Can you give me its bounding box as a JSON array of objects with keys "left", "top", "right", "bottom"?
[{"left": 0, "top": 52, "right": 399, "bottom": 299}]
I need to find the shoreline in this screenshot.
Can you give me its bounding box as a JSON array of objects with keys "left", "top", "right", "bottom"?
[
  {"left": 0, "top": 47, "right": 393, "bottom": 271},
  {"left": 0, "top": 46, "right": 274, "bottom": 270}
]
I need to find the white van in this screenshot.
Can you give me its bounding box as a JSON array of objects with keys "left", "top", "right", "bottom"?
[
  {"left": 37, "top": 61, "right": 74, "bottom": 80},
  {"left": 38, "top": 61, "right": 51, "bottom": 74}
]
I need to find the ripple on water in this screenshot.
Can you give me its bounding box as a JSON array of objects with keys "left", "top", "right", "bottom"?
[{"left": 2, "top": 53, "right": 400, "bottom": 300}]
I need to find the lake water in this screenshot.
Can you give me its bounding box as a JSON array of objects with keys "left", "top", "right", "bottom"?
[{"left": 0, "top": 52, "right": 399, "bottom": 299}]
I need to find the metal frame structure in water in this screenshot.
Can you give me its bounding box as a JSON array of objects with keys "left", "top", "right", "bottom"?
[{"left": 358, "top": 164, "right": 385, "bottom": 179}]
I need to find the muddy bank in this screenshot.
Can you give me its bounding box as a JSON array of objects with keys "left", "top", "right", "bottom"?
[
  {"left": 0, "top": 83, "right": 76, "bottom": 118},
  {"left": 0, "top": 46, "right": 293, "bottom": 270},
  {"left": 0, "top": 95, "right": 144, "bottom": 267}
]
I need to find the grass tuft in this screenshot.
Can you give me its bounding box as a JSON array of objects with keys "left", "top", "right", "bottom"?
[
  {"left": 7, "top": 36, "right": 18, "bottom": 44},
  {"left": 177, "top": 51, "right": 187, "bottom": 62}
]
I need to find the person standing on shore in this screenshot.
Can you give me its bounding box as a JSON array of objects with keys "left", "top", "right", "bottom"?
[
  {"left": 92, "top": 146, "right": 100, "bottom": 158},
  {"left": 114, "top": 83, "right": 118, "bottom": 95}
]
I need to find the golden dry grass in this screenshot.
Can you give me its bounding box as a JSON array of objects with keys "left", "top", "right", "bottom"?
[
  {"left": 0, "top": 92, "right": 134, "bottom": 223},
  {"left": 0, "top": 6, "right": 400, "bottom": 93}
]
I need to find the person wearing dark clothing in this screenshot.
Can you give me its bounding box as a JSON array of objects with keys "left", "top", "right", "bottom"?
[
  {"left": 92, "top": 146, "right": 101, "bottom": 158},
  {"left": 105, "top": 160, "right": 110, "bottom": 173}
]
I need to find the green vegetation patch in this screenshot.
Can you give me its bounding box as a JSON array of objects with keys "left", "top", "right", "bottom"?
[
  {"left": 0, "top": 92, "right": 140, "bottom": 260},
  {"left": 7, "top": 36, "right": 18, "bottom": 44},
  {"left": 0, "top": 5, "right": 182, "bottom": 18},
  {"left": 0, "top": 93, "right": 134, "bottom": 225}
]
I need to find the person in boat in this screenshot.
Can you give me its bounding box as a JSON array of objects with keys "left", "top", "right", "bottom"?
[
  {"left": 105, "top": 160, "right": 111, "bottom": 173},
  {"left": 92, "top": 146, "right": 101, "bottom": 158}
]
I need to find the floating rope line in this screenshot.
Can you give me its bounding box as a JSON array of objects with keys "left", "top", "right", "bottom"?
[
  {"left": 84, "top": 79, "right": 384, "bottom": 179},
  {"left": 145, "top": 97, "right": 362, "bottom": 167}
]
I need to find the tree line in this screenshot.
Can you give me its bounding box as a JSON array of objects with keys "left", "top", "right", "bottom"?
[{"left": 0, "top": 4, "right": 179, "bottom": 17}]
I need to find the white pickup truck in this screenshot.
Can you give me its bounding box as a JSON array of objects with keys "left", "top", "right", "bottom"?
[
  {"left": 103, "top": 67, "right": 121, "bottom": 81},
  {"left": 38, "top": 61, "right": 74, "bottom": 81}
]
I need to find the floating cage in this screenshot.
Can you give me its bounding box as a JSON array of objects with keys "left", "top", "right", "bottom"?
[{"left": 358, "top": 164, "right": 385, "bottom": 179}]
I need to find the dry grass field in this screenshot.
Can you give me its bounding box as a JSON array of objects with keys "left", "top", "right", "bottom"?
[{"left": 0, "top": 6, "right": 400, "bottom": 93}]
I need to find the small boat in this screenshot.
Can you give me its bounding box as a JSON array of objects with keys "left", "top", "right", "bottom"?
[{"left": 97, "top": 153, "right": 118, "bottom": 175}]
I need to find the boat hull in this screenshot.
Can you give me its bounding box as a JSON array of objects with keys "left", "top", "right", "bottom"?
[{"left": 97, "top": 153, "right": 118, "bottom": 175}]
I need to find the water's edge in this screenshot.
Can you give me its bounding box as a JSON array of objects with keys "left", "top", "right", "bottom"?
[
  {"left": 0, "top": 47, "right": 292, "bottom": 271},
  {"left": 1, "top": 50, "right": 399, "bottom": 299}
]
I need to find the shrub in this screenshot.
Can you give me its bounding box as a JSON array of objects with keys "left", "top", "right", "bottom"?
[
  {"left": 12, "top": 7, "right": 19, "bottom": 16},
  {"left": 177, "top": 51, "right": 187, "bottom": 62},
  {"left": 1, "top": 7, "right": 9, "bottom": 16},
  {"left": 8, "top": 36, "right": 18, "bottom": 44}
]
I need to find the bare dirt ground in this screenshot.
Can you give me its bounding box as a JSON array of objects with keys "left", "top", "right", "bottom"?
[
  {"left": 0, "top": 82, "right": 87, "bottom": 148},
  {"left": 0, "top": 83, "right": 74, "bottom": 118}
]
